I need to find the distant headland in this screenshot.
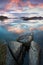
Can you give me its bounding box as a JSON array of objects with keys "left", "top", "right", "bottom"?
[
  {"left": 20, "top": 16, "right": 43, "bottom": 21},
  {"left": 0, "top": 16, "right": 8, "bottom": 21},
  {"left": 0, "top": 16, "right": 43, "bottom": 21}
]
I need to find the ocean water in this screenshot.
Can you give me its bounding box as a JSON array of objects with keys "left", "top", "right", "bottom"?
[
  {"left": 0, "top": 19, "right": 43, "bottom": 33},
  {"left": 0, "top": 19, "right": 43, "bottom": 42},
  {"left": 0, "top": 19, "right": 43, "bottom": 65}
]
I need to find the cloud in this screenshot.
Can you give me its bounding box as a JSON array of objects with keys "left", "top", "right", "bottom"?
[
  {"left": 3, "top": 0, "right": 43, "bottom": 12},
  {"left": 0, "top": 0, "right": 43, "bottom": 15},
  {"left": 0, "top": 0, "right": 10, "bottom": 10}
]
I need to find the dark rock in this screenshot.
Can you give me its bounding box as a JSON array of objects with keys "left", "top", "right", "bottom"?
[
  {"left": 0, "top": 16, "right": 8, "bottom": 21},
  {"left": 21, "top": 16, "right": 43, "bottom": 21}
]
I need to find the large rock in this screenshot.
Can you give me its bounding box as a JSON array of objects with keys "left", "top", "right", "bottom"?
[
  {"left": 33, "top": 31, "right": 43, "bottom": 65},
  {"left": 8, "top": 41, "right": 22, "bottom": 58},
  {"left": 17, "top": 33, "right": 33, "bottom": 44},
  {"left": 17, "top": 33, "right": 33, "bottom": 53},
  {"left": 7, "top": 41, "right": 22, "bottom": 65},
  {"left": 29, "top": 41, "right": 40, "bottom": 65},
  {"left": 17, "top": 33, "right": 33, "bottom": 50}
]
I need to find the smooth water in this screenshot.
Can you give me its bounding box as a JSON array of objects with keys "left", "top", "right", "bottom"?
[
  {"left": 0, "top": 19, "right": 43, "bottom": 65},
  {"left": 0, "top": 19, "right": 43, "bottom": 46},
  {"left": 0, "top": 19, "right": 43, "bottom": 41}
]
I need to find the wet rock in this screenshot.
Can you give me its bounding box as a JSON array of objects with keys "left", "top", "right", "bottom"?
[
  {"left": 6, "top": 41, "right": 22, "bottom": 65},
  {"left": 29, "top": 41, "right": 40, "bottom": 65},
  {"left": 6, "top": 45, "right": 16, "bottom": 65},
  {"left": 8, "top": 41, "right": 22, "bottom": 58},
  {"left": 17, "top": 33, "right": 33, "bottom": 43},
  {"left": 17, "top": 33, "right": 33, "bottom": 52}
]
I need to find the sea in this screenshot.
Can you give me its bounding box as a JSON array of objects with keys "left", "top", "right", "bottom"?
[
  {"left": 0, "top": 18, "right": 43, "bottom": 47},
  {"left": 0, "top": 19, "right": 43, "bottom": 65}
]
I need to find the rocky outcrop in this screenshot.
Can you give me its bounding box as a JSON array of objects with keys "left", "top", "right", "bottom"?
[
  {"left": 17, "top": 34, "right": 41, "bottom": 65},
  {"left": 0, "top": 16, "right": 8, "bottom": 21},
  {"left": 0, "top": 34, "right": 41, "bottom": 65},
  {"left": 21, "top": 16, "right": 43, "bottom": 21}
]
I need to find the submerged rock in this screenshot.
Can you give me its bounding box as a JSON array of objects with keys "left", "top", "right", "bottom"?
[
  {"left": 17, "top": 33, "right": 33, "bottom": 52},
  {"left": 17, "top": 33, "right": 33, "bottom": 44},
  {"left": 29, "top": 41, "right": 40, "bottom": 65}
]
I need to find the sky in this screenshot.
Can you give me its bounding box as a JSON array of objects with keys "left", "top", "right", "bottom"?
[{"left": 0, "top": 0, "right": 43, "bottom": 17}]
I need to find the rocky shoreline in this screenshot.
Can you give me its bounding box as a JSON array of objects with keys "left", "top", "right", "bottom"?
[{"left": 0, "top": 33, "right": 41, "bottom": 65}]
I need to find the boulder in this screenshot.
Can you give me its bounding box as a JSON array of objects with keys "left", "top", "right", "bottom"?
[
  {"left": 17, "top": 33, "right": 33, "bottom": 50},
  {"left": 6, "top": 41, "right": 22, "bottom": 65},
  {"left": 17, "top": 33, "right": 33, "bottom": 44},
  {"left": 8, "top": 41, "right": 22, "bottom": 58},
  {"left": 29, "top": 41, "right": 40, "bottom": 65}
]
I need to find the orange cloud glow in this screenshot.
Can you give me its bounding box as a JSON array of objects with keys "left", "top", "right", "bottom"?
[
  {"left": 38, "top": 3, "right": 43, "bottom": 8},
  {"left": 5, "top": 0, "right": 20, "bottom": 10},
  {"left": 11, "top": 0, "right": 20, "bottom": 3}
]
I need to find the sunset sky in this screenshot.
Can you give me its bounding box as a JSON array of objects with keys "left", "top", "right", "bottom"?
[{"left": 0, "top": 0, "right": 43, "bottom": 17}]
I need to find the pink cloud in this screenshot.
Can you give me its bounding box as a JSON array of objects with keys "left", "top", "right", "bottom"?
[
  {"left": 3, "top": 0, "right": 43, "bottom": 12},
  {"left": 0, "top": 0, "right": 43, "bottom": 13},
  {"left": 38, "top": 3, "right": 43, "bottom": 8}
]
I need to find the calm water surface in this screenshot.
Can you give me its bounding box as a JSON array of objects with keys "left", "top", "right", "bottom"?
[
  {"left": 0, "top": 19, "right": 43, "bottom": 41},
  {"left": 0, "top": 19, "right": 43, "bottom": 65}
]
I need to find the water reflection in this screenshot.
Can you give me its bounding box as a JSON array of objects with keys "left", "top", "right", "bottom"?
[{"left": 0, "top": 19, "right": 43, "bottom": 40}]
